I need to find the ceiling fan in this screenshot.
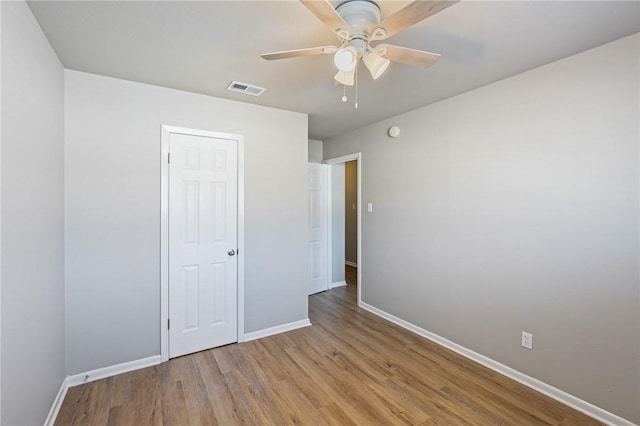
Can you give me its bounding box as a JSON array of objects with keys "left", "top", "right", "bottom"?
[{"left": 261, "top": 0, "right": 459, "bottom": 87}]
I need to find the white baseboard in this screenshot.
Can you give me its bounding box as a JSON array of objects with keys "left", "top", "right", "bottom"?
[
  {"left": 243, "top": 318, "right": 312, "bottom": 342},
  {"left": 46, "top": 355, "right": 162, "bottom": 425},
  {"left": 330, "top": 280, "right": 347, "bottom": 289},
  {"left": 66, "top": 355, "right": 162, "bottom": 387},
  {"left": 358, "top": 302, "right": 635, "bottom": 426},
  {"left": 44, "top": 376, "right": 71, "bottom": 426},
  {"left": 345, "top": 261, "right": 357, "bottom": 268}
]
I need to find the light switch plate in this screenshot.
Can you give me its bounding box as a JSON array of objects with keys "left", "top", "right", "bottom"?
[{"left": 522, "top": 331, "right": 533, "bottom": 350}]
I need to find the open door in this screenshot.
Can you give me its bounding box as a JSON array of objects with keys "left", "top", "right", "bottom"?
[{"left": 308, "top": 163, "right": 329, "bottom": 295}]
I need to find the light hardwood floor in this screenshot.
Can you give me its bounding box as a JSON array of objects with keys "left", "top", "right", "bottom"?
[{"left": 55, "top": 267, "right": 602, "bottom": 425}]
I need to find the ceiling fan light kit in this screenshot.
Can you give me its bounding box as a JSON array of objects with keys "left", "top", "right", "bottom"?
[
  {"left": 334, "top": 46, "right": 358, "bottom": 72},
  {"left": 335, "top": 70, "right": 355, "bottom": 86},
  {"left": 262, "top": 0, "right": 459, "bottom": 106},
  {"left": 363, "top": 50, "right": 390, "bottom": 80}
]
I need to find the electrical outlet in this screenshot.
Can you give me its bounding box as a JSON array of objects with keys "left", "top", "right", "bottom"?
[{"left": 521, "top": 331, "right": 533, "bottom": 350}]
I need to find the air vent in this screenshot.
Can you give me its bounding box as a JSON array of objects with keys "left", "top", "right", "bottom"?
[{"left": 226, "top": 81, "right": 266, "bottom": 97}]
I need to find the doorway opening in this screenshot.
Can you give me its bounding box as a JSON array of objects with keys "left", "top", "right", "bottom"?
[
  {"left": 344, "top": 160, "right": 358, "bottom": 290},
  {"left": 325, "top": 153, "right": 363, "bottom": 306}
]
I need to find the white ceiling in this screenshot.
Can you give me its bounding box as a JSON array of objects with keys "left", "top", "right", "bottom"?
[{"left": 28, "top": 1, "right": 640, "bottom": 140}]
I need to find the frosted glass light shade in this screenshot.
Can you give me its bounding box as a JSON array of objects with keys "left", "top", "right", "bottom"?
[
  {"left": 334, "top": 70, "right": 355, "bottom": 86},
  {"left": 363, "top": 51, "right": 390, "bottom": 80},
  {"left": 334, "top": 47, "right": 358, "bottom": 72}
]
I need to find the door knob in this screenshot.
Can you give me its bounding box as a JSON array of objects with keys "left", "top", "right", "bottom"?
[{"left": 227, "top": 249, "right": 236, "bottom": 256}]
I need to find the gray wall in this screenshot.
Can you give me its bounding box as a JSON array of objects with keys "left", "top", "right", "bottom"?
[
  {"left": 308, "top": 139, "right": 323, "bottom": 163},
  {"left": 331, "top": 164, "right": 345, "bottom": 284},
  {"left": 345, "top": 160, "right": 357, "bottom": 264},
  {"left": 324, "top": 34, "right": 640, "bottom": 423},
  {"left": 65, "top": 70, "right": 308, "bottom": 374},
  {"left": 1, "top": 2, "right": 66, "bottom": 424}
]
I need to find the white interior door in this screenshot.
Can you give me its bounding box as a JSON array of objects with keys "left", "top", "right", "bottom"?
[
  {"left": 309, "top": 163, "right": 329, "bottom": 295},
  {"left": 169, "top": 132, "right": 238, "bottom": 358}
]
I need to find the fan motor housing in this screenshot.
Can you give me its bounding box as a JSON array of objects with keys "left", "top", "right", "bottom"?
[{"left": 336, "top": 0, "right": 381, "bottom": 37}]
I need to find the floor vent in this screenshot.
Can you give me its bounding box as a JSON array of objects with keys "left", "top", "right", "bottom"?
[{"left": 226, "top": 81, "right": 266, "bottom": 97}]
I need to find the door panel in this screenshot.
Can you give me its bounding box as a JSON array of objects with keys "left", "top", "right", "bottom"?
[
  {"left": 169, "top": 132, "right": 237, "bottom": 358},
  {"left": 308, "top": 163, "right": 329, "bottom": 295}
]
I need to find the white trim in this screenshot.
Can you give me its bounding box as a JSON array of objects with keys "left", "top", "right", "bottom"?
[
  {"left": 324, "top": 153, "right": 362, "bottom": 306},
  {"left": 44, "top": 377, "right": 70, "bottom": 426},
  {"left": 237, "top": 138, "right": 246, "bottom": 342},
  {"left": 160, "top": 125, "right": 170, "bottom": 361},
  {"left": 46, "top": 356, "right": 162, "bottom": 425},
  {"left": 330, "top": 281, "right": 347, "bottom": 289},
  {"left": 326, "top": 167, "right": 333, "bottom": 293},
  {"left": 345, "top": 261, "right": 357, "bottom": 268},
  {"left": 243, "top": 319, "right": 312, "bottom": 342},
  {"left": 359, "top": 302, "right": 636, "bottom": 426},
  {"left": 0, "top": 2, "right": 3, "bottom": 419},
  {"left": 160, "top": 125, "right": 245, "bottom": 359},
  {"left": 356, "top": 157, "right": 362, "bottom": 305},
  {"left": 324, "top": 153, "right": 359, "bottom": 165},
  {"left": 66, "top": 355, "right": 162, "bottom": 387}
]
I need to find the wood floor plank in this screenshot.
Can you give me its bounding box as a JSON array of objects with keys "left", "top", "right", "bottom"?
[
  {"left": 80, "top": 376, "right": 114, "bottom": 425},
  {"left": 193, "top": 350, "right": 243, "bottom": 425},
  {"left": 318, "top": 402, "right": 359, "bottom": 426},
  {"left": 55, "top": 266, "right": 604, "bottom": 425},
  {"left": 54, "top": 384, "right": 91, "bottom": 426},
  {"left": 246, "top": 339, "right": 333, "bottom": 412},
  {"left": 284, "top": 345, "right": 389, "bottom": 424},
  {"left": 180, "top": 356, "right": 220, "bottom": 425},
  {"left": 160, "top": 380, "right": 192, "bottom": 426}
]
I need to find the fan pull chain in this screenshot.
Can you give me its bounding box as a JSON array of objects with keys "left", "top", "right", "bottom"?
[
  {"left": 354, "top": 65, "right": 358, "bottom": 109},
  {"left": 342, "top": 84, "right": 347, "bottom": 102}
]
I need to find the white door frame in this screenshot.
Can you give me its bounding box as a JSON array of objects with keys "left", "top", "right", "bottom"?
[
  {"left": 324, "top": 153, "right": 363, "bottom": 306},
  {"left": 160, "top": 125, "right": 245, "bottom": 362}
]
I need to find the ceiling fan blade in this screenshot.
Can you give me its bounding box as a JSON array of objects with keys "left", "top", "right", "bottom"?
[
  {"left": 377, "top": 44, "right": 441, "bottom": 68},
  {"left": 300, "top": 0, "right": 352, "bottom": 39},
  {"left": 261, "top": 46, "right": 338, "bottom": 61},
  {"left": 370, "top": 0, "right": 459, "bottom": 41}
]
